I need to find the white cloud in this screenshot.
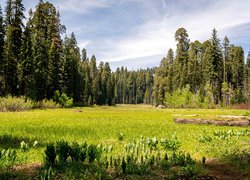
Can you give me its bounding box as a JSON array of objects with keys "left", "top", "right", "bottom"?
[
  {"left": 78, "top": 40, "right": 91, "bottom": 49},
  {"left": 96, "top": 0, "right": 250, "bottom": 64},
  {"left": 57, "top": 0, "right": 110, "bottom": 13}
]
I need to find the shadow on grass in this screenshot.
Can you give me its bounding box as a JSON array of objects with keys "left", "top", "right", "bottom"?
[
  {"left": 0, "top": 134, "right": 44, "bottom": 149},
  {"left": 221, "top": 150, "right": 250, "bottom": 173},
  {"left": 203, "top": 150, "right": 250, "bottom": 179}
]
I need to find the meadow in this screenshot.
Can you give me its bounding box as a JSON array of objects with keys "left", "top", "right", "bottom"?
[{"left": 0, "top": 105, "right": 249, "bottom": 178}]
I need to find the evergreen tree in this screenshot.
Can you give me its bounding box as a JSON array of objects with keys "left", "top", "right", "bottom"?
[
  {"left": 174, "top": 28, "right": 189, "bottom": 89},
  {"left": 49, "top": 10, "right": 65, "bottom": 97},
  {"left": 187, "top": 42, "right": 202, "bottom": 92},
  {"left": 63, "top": 33, "right": 81, "bottom": 102},
  {"left": 19, "top": 9, "right": 34, "bottom": 98},
  {"left": 102, "top": 62, "right": 111, "bottom": 104},
  {"left": 0, "top": 5, "right": 5, "bottom": 95},
  {"left": 32, "top": 1, "right": 51, "bottom": 99},
  {"left": 246, "top": 50, "right": 250, "bottom": 101},
  {"left": 4, "top": 0, "right": 25, "bottom": 95},
  {"left": 205, "top": 29, "right": 223, "bottom": 104},
  {"left": 230, "top": 46, "right": 244, "bottom": 90},
  {"left": 222, "top": 36, "right": 230, "bottom": 83},
  {"left": 90, "top": 55, "right": 99, "bottom": 104}
]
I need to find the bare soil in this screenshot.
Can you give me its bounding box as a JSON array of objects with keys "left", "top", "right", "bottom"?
[{"left": 202, "top": 158, "right": 249, "bottom": 180}]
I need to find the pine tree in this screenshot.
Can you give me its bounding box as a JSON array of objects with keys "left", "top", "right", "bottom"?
[
  {"left": 187, "top": 41, "right": 202, "bottom": 92},
  {"left": 90, "top": 55, "right": 99, "bottom": 104},
  {"left": 49, "top": 10, "right": 65, "bottom": 97},
  {"left": 0, "top": 5, "right": 5, "bottom": 95},
  {"left": 222, "top": 36, "right": 230, "bottom": 83},
  {"left": 102, "top": 62, "right": 111, "bottom": 104},
  {"left": 19, "top": 9, "right": 35, "bottom": 98},
  {"left": 174, "top": 28, "right": 189, "bottom": 89},
  {"left": 230, "top": 46, "right": 244, "bottom": 90},
  {"left": 246, "top": 50, "right": 250, "bottom": 102},
  {"left": 205, "top": 29, "right": 223, "bottom": 104},
  {"left": 4, "top": 0, "right": 25, "bottom": 95},
  {"left": 32, "top": 1, "right": 51, "bottom": 99}
]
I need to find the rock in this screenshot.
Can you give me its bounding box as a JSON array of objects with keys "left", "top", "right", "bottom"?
[
  {"left": 157, "top": 105, "right": 166, "bottom": 109},
  {"left": 74, "top": 109, "right": 83, "bottom": 113}
]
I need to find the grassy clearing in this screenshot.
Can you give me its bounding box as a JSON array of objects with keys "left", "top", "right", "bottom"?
[{"left": 0, "top": 105, "right": 249, "bottom": 166}]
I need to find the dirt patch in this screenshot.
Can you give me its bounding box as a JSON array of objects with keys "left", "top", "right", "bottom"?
[
  {"left": 13, "top": 163, "right": 42, "bottom": 179},
  {"left": 174, "top": 118, "right": 250, "bottom": 126},
  {"left": 202, "top": 158, "right": 249, "bottom": 180}
]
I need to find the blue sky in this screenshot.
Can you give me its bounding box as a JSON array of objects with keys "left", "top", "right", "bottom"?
[{"left": 1, "top": 0, "right": 250, "bottom": 70}]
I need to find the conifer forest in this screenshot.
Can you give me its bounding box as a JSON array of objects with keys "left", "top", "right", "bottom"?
[{"left": 0, "top": 0, "right": 249, "bottom": 107}]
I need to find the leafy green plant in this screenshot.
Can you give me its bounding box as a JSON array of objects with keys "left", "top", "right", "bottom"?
[
  {"left": 45, "top": 143, "right": 56, "bottom": 167},
  {"left": 87, "top": 144, "right": 102, "bottom": 163},
  {"left": 118, "top": 132, "right": 124, "bottom": 141},
  {"left": 0, "top": 149, "right": 17, "bottom": 171},
  {"left": 179, "top": 164, "right": 199, "bottom": 178},
  {"left": 53, "top": 90, "right": 73, "bottom": 108},
  {"left": 79, "top": 142, "right": 88, "bottom": 162},
  {"left": 33, "top": 140, "right": 39, "bottom": 148},
  {"left": 40, "top": 167, "right": 54, "bottom": 180},
  {"left": 196, "top": 134, "right": 212, "bottom": 143},
  {"left": 170, "top": 152, "right": 195, "bottom": 166},
  {"left": 160, "top": 138, "right": 181, "bottom": 151},
  {"left": 56, "top": 140, "right": 71, "bottom": 163},
  {"left": 70, "top": 142, "right": 81, "bottom": 161},
  {"left": 121, "top": 157, "right": 126, "bottom": 174},
  {"left": 20, "top": 141, "right": 29, "bottom": 152}
]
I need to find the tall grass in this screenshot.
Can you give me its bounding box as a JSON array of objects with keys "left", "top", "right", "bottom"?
[
  {"left": 0, "top": 96, "right": 33, "bottom": 112},
  {"left": 34, "top": 99, "right": 59, "bottom": 109},
  {"left": 0, "top": 96, "right": 59, "bottom": 112}
]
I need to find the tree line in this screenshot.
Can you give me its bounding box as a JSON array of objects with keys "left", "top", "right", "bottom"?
[
  {"left": 0, "top": 0, "right": 154, "bottom": 106},
  {"left": 0, "top": 0, "right": 249, "bottom": 107},
  {"left": 154, "top": 28, "right": 250, "bottom": 107}
]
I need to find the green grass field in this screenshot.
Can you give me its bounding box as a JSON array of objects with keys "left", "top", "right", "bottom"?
[{"left": 0, "top": 104, "right": 249, "bottom": 167}]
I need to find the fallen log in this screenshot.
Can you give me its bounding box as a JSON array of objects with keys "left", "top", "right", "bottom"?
[{"left": 174, "top": 118, "right": 250, "bottom": 127}]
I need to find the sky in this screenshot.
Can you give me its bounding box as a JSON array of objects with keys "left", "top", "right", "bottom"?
[{"left": 1, "top": 0, "right": 250, "bottom": 70}]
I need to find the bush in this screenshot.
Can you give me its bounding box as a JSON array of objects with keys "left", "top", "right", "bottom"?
[
  {"left": 53, "top": 90, "right": 73, "bottom": 108},
  {"left": 0, "top": 96, "right": 33, "bottom": 112},
  {"left": 34, "top": 99, "right": 58, "bottom": 109}
]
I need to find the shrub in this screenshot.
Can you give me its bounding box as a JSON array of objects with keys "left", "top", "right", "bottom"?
[
  {"left": 0, "top": 96, "right": 33, "bottom": 112},
  {"left": 34, "top": 99, "right": 58, "bottom": 109},
  {"left": 53, "top": 90, "right": 73, "bottom": 108}
]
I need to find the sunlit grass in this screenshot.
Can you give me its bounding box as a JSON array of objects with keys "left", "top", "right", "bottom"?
[{"left": 0, "top": 105, "right": 249, "bottom": 164}]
